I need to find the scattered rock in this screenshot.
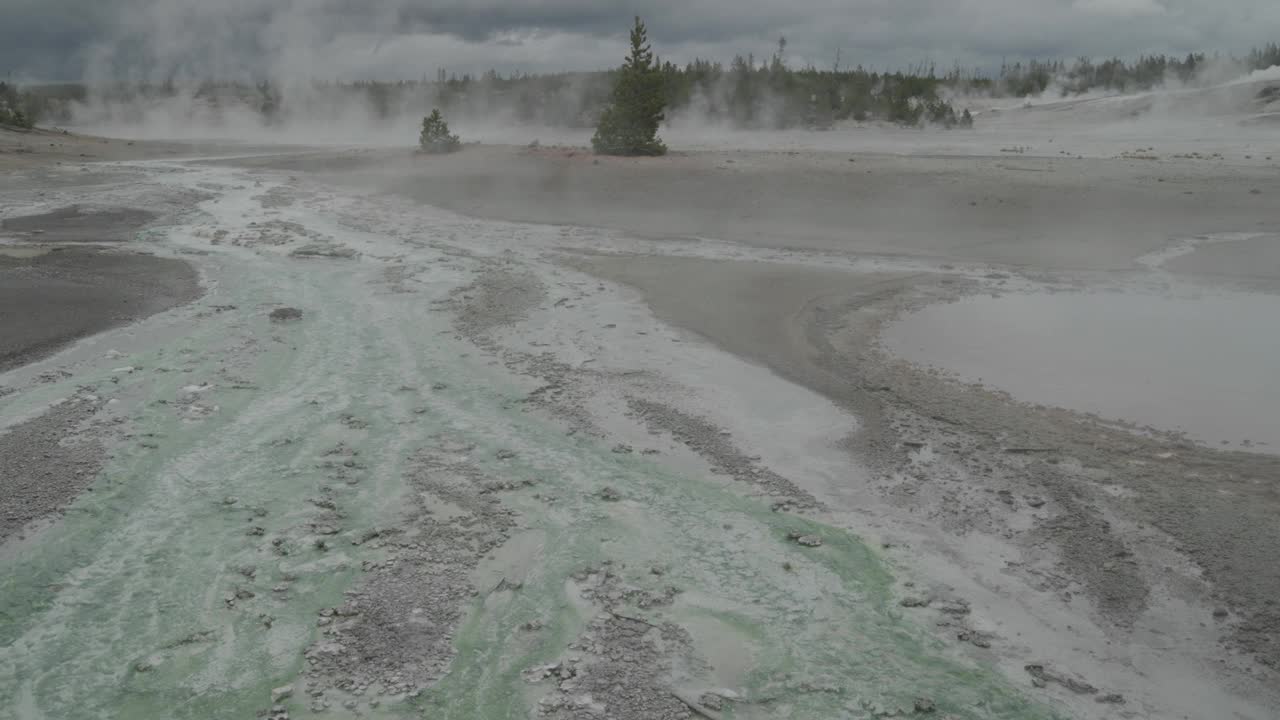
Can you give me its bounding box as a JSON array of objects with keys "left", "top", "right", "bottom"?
[
  {"left": 700, "top": 692, "right": 725, "bottom": 711},
  {"left": 787, "top": 532, "right": 823, "bottom": 547},
  {"left": 598, "top": 486, "right": 622, "bottom": 502},
  {"left": 1096, "top": 693, "right": 1125, "bottom": 704},
  {"left": 269, "top": 307, "right": 304, "bottom": 322},
  {"left": 272, "top": 685, "right": 294, "bottom": 703},
  {"left": 1025, "top": 663, "right": 1097, "bottom": 694},
  {"left": 957, "top": 629, "right": 993, "bottom": 648},
  {"left": 914, "top": 696, "right": 936, "bottom": 713}
]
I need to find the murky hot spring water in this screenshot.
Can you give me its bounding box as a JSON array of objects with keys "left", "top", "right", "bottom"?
[{"left": 881, "top": 289, "right": 1280, "bottom": 453}]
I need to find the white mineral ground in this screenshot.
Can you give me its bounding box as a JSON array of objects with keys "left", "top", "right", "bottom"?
[{"left": 1, "top": 74, "right": 1278, "bottom": 720}]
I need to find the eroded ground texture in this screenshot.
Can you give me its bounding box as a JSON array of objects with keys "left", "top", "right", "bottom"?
[{"left": 2, "top": 134, "right": 1278, "bottom": 720}]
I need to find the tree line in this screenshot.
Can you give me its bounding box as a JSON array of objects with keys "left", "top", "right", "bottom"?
[
  {"left": 987, "top": 44, "right": 1280, "bottom": 97},
  {"left": 8, "top": 42, "right": 1279, "bottom": 131}
]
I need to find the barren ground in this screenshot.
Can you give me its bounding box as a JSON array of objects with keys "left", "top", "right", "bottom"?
[{"left": 1, "top": 120, "right": 1278, "bottom": 720}]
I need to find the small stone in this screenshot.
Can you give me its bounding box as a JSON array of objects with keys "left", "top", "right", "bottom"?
[
  {"left": 269, "top": 307, "right": 304, "bottom": 322},
  {"left": 914, "top": 697, "right": 936, "bottom": 713},
  {"left": 598, "top": 486, "right": 622, "bottom": 502},
  {"left": 900, "top": 596, "right": 930, "bottom": 608},
  {"left": 1096, "top": 693, "right": 1125, "bottom": 704},
  {"left": 792, "top": 534, "right": 823, "bottom": 547},
  {"left": 272, "top": 685, "right": 294, "bottom": 703},
  {"left": 1212, "top": 607, "right": 1229, "bottom": 619},
  {"left": 700, "top": 693, "right": 725, "bottom": 711}
]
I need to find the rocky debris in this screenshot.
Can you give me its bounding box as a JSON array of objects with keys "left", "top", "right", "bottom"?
[
  {"left": 1024, "top": 664, "right": 1098, "bottom": 694},
  {"left": 698, "top": 693, "right": 725, "bottom": 712},
  {"left": 787, "top": 532, "right": 823, "bottom": 547},
  {"left": 1096, "top": 693, "right": 1125, "bottom": 704},
  {"left": 569, "top": 563, "right": 684, "bottom": 615},
  {"left": 290, "top": 243, "right": 357, "bottom": 260},
  {"left": 936, "top": 599, "right": 971, "bottom": 617},
  {"left": 956, "top": 629, "right": 993, "bottom": 649},
  {"left": 268, "top": 307, "right": 304, "bottom": 322},
  {"left": 899, "top": 596, "right": 931, "bottom": 608},
  {"left": 236, "top": 219, "right": 313, "bottom": 247},
  {"left": 537, "top": 613, "right": 695, "bottom": 720},
  {"left": 523, "top": 661, "right": 578, "bottom": 683},
  {"left": 339, "top": 414, "right": 369, "bottom": 429},
  {"left": 301, "top": 449, "right": 515, "bottom": 709},
  {"left": 671, "top": 690, "right": 725, "bottom": 719},
  {"left": 914, "top": 697, "right": 936, "bottom": 713},
  {"left": 0, "top": 396, "right": 106, "bottom": 542},
  {"left": 495, "top": 449, "right": 517, "bottom": 460},
  {"left": 599, "top": 486, "right": 623, "bottom": 502},
  {"left": 612, "top": 443, "right": 634, "bottom": 454},
  {"left": 271, "top": 685, "right": 294, "bottom": 703},
  {"left": 449, "top": 267, "right": 546, "bottom": 338},
  {"left": 627, "top": 397, "right": 820, "bottom": 510},
  {"left": 478, "top": 478, "right": 538, "bottom": 494}
]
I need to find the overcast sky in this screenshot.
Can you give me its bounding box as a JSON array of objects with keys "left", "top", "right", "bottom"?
[{"left": 3, "top": 0, "right": 1279, "bottom": 82}]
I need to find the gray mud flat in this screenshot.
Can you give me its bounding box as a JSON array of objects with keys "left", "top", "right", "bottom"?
[
  {"left": 0, "top": 247, "right": 200, "bottom": 371},
  {"left": 1, "top": 205, "right": 156, "bottom": 243}
]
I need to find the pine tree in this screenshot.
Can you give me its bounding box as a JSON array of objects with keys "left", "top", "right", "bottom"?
[
  {"left": 592, "top": 17, "right": 667, "bottom": 156},
  {"left": 418, "top": 108, "right": 460, "bottom": 153}
]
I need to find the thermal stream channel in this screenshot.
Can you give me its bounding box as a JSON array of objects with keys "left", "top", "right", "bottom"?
[{"left": 0, "top": 161, "right": 1057, "bottom": 719}]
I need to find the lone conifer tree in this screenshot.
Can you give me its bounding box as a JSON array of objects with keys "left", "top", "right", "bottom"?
[
  {"left": 419, "top": 109, "right": 461, "bottom": 153},
  {"left": 592, "top": 17, "right": 666, "bottom": 156}
]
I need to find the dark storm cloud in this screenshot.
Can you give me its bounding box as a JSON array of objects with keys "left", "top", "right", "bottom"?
[{"left": 2, "top": 0, "right": 1278, "bottom": 81}]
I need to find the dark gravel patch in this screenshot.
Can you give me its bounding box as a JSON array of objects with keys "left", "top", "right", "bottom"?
[
  {"left": 0, "top": 397, "right": 105, "bottom": 542},
  {"left": 1, "top": 205, "right": 156, "bottom": 243},
  {"left": 0, "top": 247, "right": 200, "bottom": 371}
]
